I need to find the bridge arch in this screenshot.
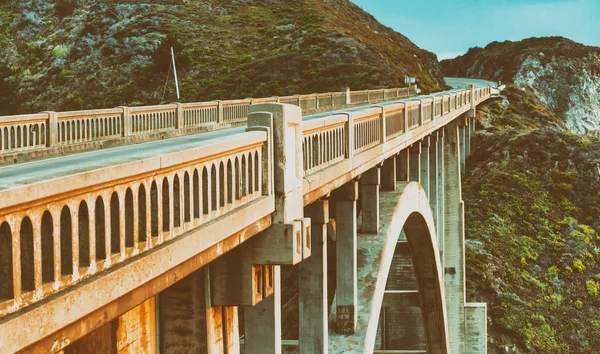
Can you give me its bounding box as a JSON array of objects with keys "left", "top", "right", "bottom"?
[{"left": 337, "top": 181, "right": 449, "bottom": 353}]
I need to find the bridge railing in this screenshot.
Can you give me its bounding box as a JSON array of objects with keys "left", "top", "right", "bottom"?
[
  {"left": 0, "top": 127, "right": 273, "bottom": 316},
  {"left": 301, "top": 85, "right": 494, "bottom": 177},
  {"left": 0, "top": 86, "right": 415, "bottom": 157}
]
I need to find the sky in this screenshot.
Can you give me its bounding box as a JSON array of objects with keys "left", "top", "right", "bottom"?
[{"left": 351, "top": 0, "right": 600, "bottom": 60}]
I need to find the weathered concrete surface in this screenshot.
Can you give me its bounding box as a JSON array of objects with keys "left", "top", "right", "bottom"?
[
  {"left": 465, "top": 302, "right": 487, "bottom": 354},
  {"left": 328, "top": 182, "right": 448, "bottom": 354},
  {"left": 61, "top": 297, "right": 156, "bottom": 354},
  {"left": 8, "top": 202, "right": 273, "bottom": 354}
]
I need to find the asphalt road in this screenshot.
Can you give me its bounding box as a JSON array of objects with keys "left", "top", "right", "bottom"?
[{"left": 0, "top": 78, "right": 496, "bottom": 190}]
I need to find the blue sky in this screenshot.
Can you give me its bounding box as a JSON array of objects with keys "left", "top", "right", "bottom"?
[{"left": 351, "top": 0, "right": 600, "bottom": 60}]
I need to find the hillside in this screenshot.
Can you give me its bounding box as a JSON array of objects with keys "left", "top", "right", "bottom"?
[
  {"left": 0, "top": 0, "right": 445, "bottom": 115},
  {"left": 441, "top": 37, "right": 600, "bottom": 134},
  {"left": 464, "top": 86, "right": 600, "bottom": 353}
]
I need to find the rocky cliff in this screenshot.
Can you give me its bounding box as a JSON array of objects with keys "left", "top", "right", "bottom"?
[
  {"left": 0, "top": 0, "right": 445, "bottom": 115},
  {"left": 441, "top": 37, "right": 600, "bottom": 134}
]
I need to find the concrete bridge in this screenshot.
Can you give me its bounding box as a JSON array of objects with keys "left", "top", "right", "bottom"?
[{"left": 0, "top": 79, "right": 497, "bottom": 353}]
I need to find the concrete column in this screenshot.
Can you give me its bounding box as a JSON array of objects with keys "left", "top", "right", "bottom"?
[
  {"left": 299, "top": 201, "right": 329, "bottom": 354},
  {"left": 245, "top": 266, "right": 282, "bottom": 354},
  {"left": 409, "top": 143, "right": 421, "bottom": 182},
  {"left": 335, "top": 181, "right": 359, "bottom": 334},
  {"left": 458, "top": 118, "right": 466, "bottom": 177},
  {"left": 159, "top": 268, "right": 222, "bottom": 354},
  {"left": 345, "top": 87, "right": 351, "bottom": 105},
  {"left": 465, "top": 303, "right": 487, "bottom": 354},
  {"left": 381, "top": 156, "right": 397, "bottom": 191},
  {"left": 360, "top": 168, "right": 380, "bottom": 234},
  {"left": 396, "top": 149, "right": 409, "bottom": 181},
  {"left": 443, "top": 121, "right": 466, "bottom": 354},
  {"left": 429, "top": 133, "right": 438, "bottom": 232},
  {"left": 437, "top": 129, "right": 445, "bottom": 258},
  {"left": 419, "top": 137, "right": 430, "bottom": 197},
  {"left": 249, "top": 103, "right": 303, "bottom": 224},
  {"left": 465, "top": 115, "right": 472, "bottom": 158}
]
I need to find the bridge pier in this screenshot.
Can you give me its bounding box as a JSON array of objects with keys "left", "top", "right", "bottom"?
[
  {"left": 409, "top": 142, "right": 421, "bottom": 182},
  {"left": 159, "top": 268, "right": 232, "bottom": 354},
  {"left": 458, "top": 118, "right": 467, "bottom": 177},
  {"left": 429, "top": 132, "right": 439, "bottom": 234},
  {"left": 396, "top": 149, "right": 409, "bottom": 182},
  {"left": 360, "top": 168, "right": 380, "bottom": 234},
  {"left": 437, "top": 129, "right": 445, "bottom": 257},
  {"left": 334, "top": 181, "right": 359, "bottom": 334},
  {"left": 381, "top": 156, "right": 397, "bottom": 191},
  {"left": 444, "top": 120, "right": 466, "bottom": 354},
  {"left": 420, "top": 137, "right": 430, "bottom": 197},
  {"left": 244, "top": 266, "right": 282, "bottom": 354},
  {"left": 299, "top": 200, "right": 329, "bottom": 354}
]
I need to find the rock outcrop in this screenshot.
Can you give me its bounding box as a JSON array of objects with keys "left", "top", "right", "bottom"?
[{"left": 442, "top": 37, "right": 600, "bottom": 134}]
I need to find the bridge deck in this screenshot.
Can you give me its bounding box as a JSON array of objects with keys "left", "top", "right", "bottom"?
[{"left": 0, "top": 79, "right": 491, "bottom": 190}]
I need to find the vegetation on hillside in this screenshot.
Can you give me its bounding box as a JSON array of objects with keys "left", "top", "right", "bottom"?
[
  {"left": 0, "top": 0, "right": 444, "bottom": 115},
  {"left": 464, "top": 86, "right": 600, "bottom": 353}
]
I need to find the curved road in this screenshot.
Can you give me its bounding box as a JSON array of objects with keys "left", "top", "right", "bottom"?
[{"left": 0, "top": 78, "right": 495, "bottom": 190}]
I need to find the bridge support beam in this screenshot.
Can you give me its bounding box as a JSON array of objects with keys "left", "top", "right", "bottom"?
[
  {"left": 419, "top": 137, "right": 430, "bottom": 197},
  {"left": 244, "top": 266, "right": 282, "bottom": 354},
  {"left": 381, "top": 156, "right": 397, "bottom": 191},
  {"left": 409, "top": 143, "right": 421, "bottom": 182},
  {"left": 396, "top": 149, "right": 409, "bottom": 182},
  {"left": 360, "top": 167, "right": 380, "bottom": 234},
  {"left": 443, "top": 120, "right": 466, "bottom": 354},
  {"left": 334, "top": 181, "right": 359, "bottom": 334},
  {"left": 299, "top": 200, "right": 329, "bottom": 354}
]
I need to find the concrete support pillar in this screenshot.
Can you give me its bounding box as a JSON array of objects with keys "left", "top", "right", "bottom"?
[
  {"left": 443, "top": 121, "right": 466, "bottom": 354},
  {"left": 465, "top": 114, "right": 472, "bottom": 158},
  {"left": 428, "top": 133, "right": 439, "bottom": 232},
  {"left": 465, "top": 303, "right": 488, "bottom": 354},
  {"left": 299, "top": 201, "right": 329, "bottom": 354},
  {"left": 244, "top": 266, "right": 282, "bottom": 354},
  {"left": 159, "top": 268, "right": 223, "bottom": 354},
  {"left": 458, "top": 118, "right": 467, "bottom": 177},
  {"left": 409, "top": 143, "right": 421, "bottom": 182},
  {"left": 360, "top": 168, "right": 380, "bottom": 234},
  {"left": 437, "top": 129, "right": 445, "bottom": 258},
  {"left": 381, "top": 156, "right": 397, "bottom": 191},
  {"left": 396, "top": 149, "right": 409, "bottom": 182},
  {"left": 335, "top": 181, "right": 359, "bottom": 334},
  {"left": 419, "top": 137, "right": 430, "bottom": 197}
]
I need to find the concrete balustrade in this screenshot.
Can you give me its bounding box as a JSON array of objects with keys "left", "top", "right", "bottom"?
[
  {"left": 0, "top": 129, "right": 270, "bottom": 320},
  {"left": 0, "top": 86, "right": 414, "bottom": 160}
]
